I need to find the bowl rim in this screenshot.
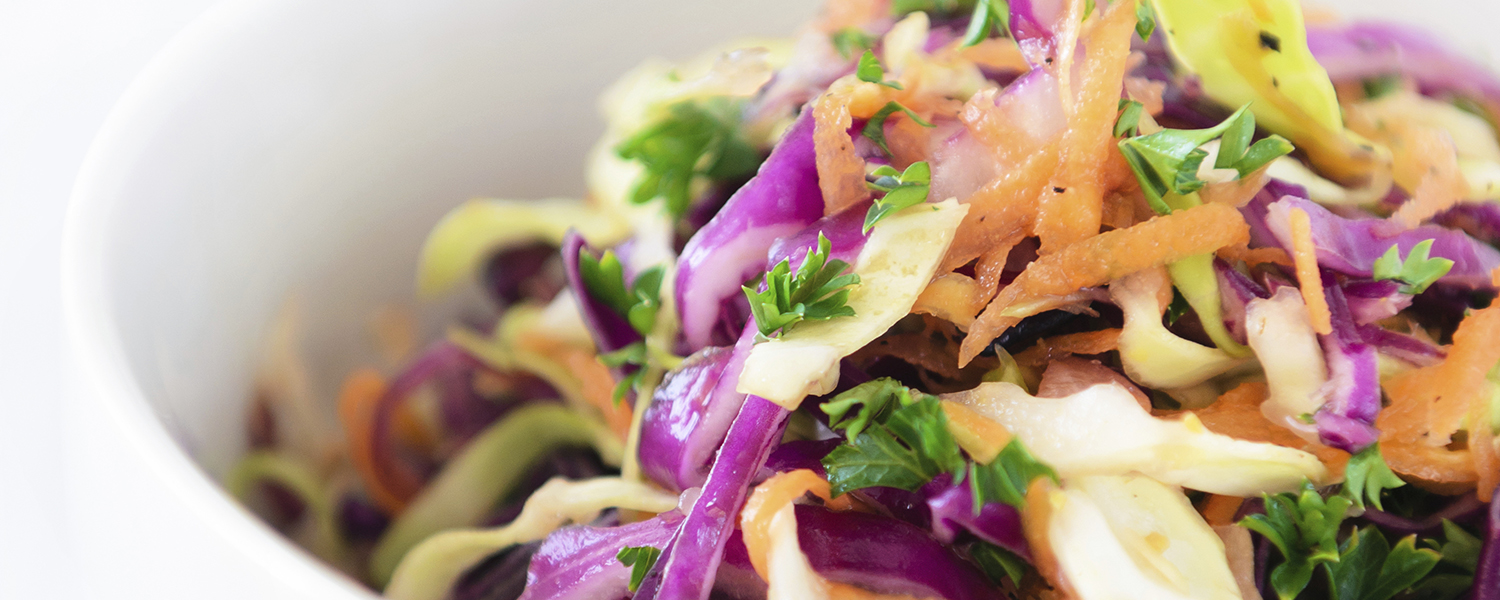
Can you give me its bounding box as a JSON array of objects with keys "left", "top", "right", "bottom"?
[{"left": 59, "top": 0, "right": 380, "bottom": 596}]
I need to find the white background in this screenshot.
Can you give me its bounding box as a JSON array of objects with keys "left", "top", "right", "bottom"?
[{"left": 0, "top": 1, "right": 223, "bottom": 597}]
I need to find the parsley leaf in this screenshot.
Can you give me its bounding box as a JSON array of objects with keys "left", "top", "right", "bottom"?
[
  {"left": 831, "top": 28, "right": 877, "bottom": 60},
  {"left": 862, "top": 101, "right": 935, "bottom": 156},
  {"left": 1119, "top": 104, "right": 1293, "bottom": 214},
  {"left": 616, "top": 100, "right": 760, "bottom": 219},
  {"left": 1115, "top": 99, "right": 1144, "bottom": 138},
  {"left": 1437, "top": 519, "right": 1482, "bottom": 573},
  {"left": 616, "top": 545, "right": 662, "bottom": 593},
  {"left": 823, "top": 395, "right": 965, "bottom": 496},
  {"left": 1327, "top": 527, "right": 1440, "bottom": 600},
  {"left": 598, "top": 342, "right": 648, "bottom": 404},
  {"left": 863, "top": 161, "right": 931, "bottom": 233},
  {"left": 1372, "top": 239, "right": 1454, "bottom": 295},
  {"left": 970, "top": 542, "right": 1030, "bottom": 586},
  {"left": 1342, "top": 442, "right": 1405, "bottom": 511},
  {"left": 892, "top": 0, "right": 974, "bottom": 16},
  {"left": 1135, "top": 0, "right": 1156, "bottom": 41},
  {"left": 1362, "top": 75, "right": 1403, "bottom": 100},
  {"left": 578, "top": 251, "right": 664, "bottom": 337},
  {"left": 742, "top": 232, "right": 860, "bottom": 341},
  {"left": 1164, "top": 288, "right": 1191, "bottom": 326},
  {"left": 967, "top": 439, "right": 1058, "bottom": 509},
  {"left": 961, "top": 0, "right": 1011, "bottom": 48},
  {"left": 856, "top": 50, "right": 904, "bottom": 90},
  {"left": 822, "top": 378, "right": 933, "bottom": 440},
  {"left": 1239, "top": 482, "right": 1352, "bottom": 600}
]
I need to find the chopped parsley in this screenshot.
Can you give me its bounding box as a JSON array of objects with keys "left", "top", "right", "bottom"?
[
  {"left": 615, "top": 545, "right": 662, "bottom": 593},
  {"left": 961, "top": 0, "right": 1012, "bottom": 48},
  {"left": 1118, "top": 104, "right": 1293, "bottom": 214},
  {"left": 1240, "top": 482, "right": 1352, "bottom": 600},
  {"left": 966, "top": 439, "right": 1058, "bottom": 510},
  {"left": 821, "top": 378, "right": 1055, "bottom": 507},
  {"left": 863, "top": 161, "right": 932, "bottom": 232},
  {"left": 1135, "top": 0, "right": 1156, "bottom": 41},
  {"left": 615, "top": 99, "right": 760, "bottom": 219},
  {"left": 856, "top": 50, "right": 904, "bottom": 90},
  {"left": 578, "top": 250, "right": 664, "bottom": 401},
  {"left": 1372, "top": 239, "right": 1454, "bottom": 295},
  {"left": 1326, "top": 527, "right": 1440, "bottom": 600},
  {"left": 862, "top": 101, "right": 935, "bottom": 156},
  {"left": 1114, "top": 99, "right": 1145, "bottom": 138},
  {"left": 831, "top": 28, "right": 877, "bottom": 60},
  {"left": 742, "top": 232, "right": 860, "bottom": 341},
  {"left": 1164, "top": 288, "right": 1191, "bottom": 326},
  {"left": 1341, "top": 443, "right": 1405, "bottom": 511},
  {"left": 892, "top": 0, "right": 974, "bottom": 16},
  {"left": 970, "top": 542, "right": 1030, "bottom": 587}
]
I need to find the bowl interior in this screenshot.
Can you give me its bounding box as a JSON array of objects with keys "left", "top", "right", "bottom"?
[{"left": 62, "top": 0, "right": 1500, "bottom": 596}]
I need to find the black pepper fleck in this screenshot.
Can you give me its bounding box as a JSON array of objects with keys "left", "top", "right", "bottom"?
[
  {"left": 1258, "top": 31, "right": 1282, "bottom": 52},
  {"left": 1053, "top": 187, "right": 1066, "bottom": 193}
]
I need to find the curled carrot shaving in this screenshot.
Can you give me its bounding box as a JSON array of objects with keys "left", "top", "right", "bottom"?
[
  {"left": 1287, "top": 207, "right": 1333, "bottom": 335},
  {"left": 1191, "top": 382, "right": 1349, "bottom": 473},
  {"left": 1199, "top": 169, "right": 1269, "bottom": 207},
  {"left": 939, "top": 153, "right": 1050, "bottom": 274},
  {"left": 912, "top": 273, "right": 985, "bottom": 329},
  {"left": 337, "top": 369, "right": 413, "bottom": 514},
  {"left": 1217, "top": 244, "right": 1293, "bottom": 267},
  {"left": 1013, "top": 329, "right": 1122, "bottom": 367},
  {"left": 1380, "top": 440, "right": 1477, "bottom": 494},
  {"left": 1035, "top": 0, "right": 1136, "bottom": 253},
  {"left": 1382, "top": 305, "right": 1500, "bottom": 446},
  {"left": 1200, "top": 494, "right": 1245, "bottom": 527},
  {"left": 813, "top": 93, "right": 872, "bottom": 215},
  {"left": 960, "top": 203, "right": 1250, "bottom": 364},
  {"left": 1475, "top": 417, "right": 1499, "bottom": 500},
  {"left": 1491, "top": 266, "right": 1500, "bottom": 288},
  {"left": 942, "top": 400, "right": 1013, "bottom": 464},
  {"left": 566, "top": 350, "right": 634, "bottom": 441},
  {"left": 1390, "top": 126, "right": 1469, "bottom": 228},
  {"left": 956, "top": 38, "right": 1029, "bottom": 73}
]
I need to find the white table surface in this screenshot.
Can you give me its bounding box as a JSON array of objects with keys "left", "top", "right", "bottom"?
[{"left": 0, "top": 2, "right": 223, "bottom": 597}]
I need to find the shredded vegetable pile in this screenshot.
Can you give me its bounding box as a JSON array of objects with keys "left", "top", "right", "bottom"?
[{"left": 235, "top": 0, "right": 1500, "bottom": 598}]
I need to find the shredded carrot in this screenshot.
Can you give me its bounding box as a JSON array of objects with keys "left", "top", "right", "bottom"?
[
  {"left": 1475, "top": 414, "right": 1499, "bottom": 500},
  {"left": 564, "top": 350, "right": 634, "bottom": 441},
  {"left": 942, "top": 400, "right": 1013, "bottom": 464},
  {"left": 1390, "top": 126, "right": 1469, "bottom": 228},
  {"left": 1021, "top": 478, "right": 1074, "bottom": 599},
  {"left": 816, "top": 0, "right": 886, "bottom": 31},
  {"left": 957, "top": 38, "right": 1030, "bottom": 73},
  {"left": 886, "top": 109, "right": 940, "bottom": 170},
  {"left": 1381, "top": 440, "right": 1477, "bottom": 493},
  {"left": 1200, "top": 494, "right": 1245, "bottom": 527},
  {"left": 1287, "top": 207, "right": 1333, "bottom": 335},
  {"left": 912, "top": 273, "right": 985, "bottom": 329},
  {"left": 1124, "top": 75, "right": 1166, "bottom": 116},
  {"left": 393, "top": 401, "right": 436, "bottom": 454},
  {"left": 1381, "top": 305, "right": 1500, "bottom": 447},
  {"left": 812, "top": 92, "right": 872, "bottom": 215},
  {"left": 960, "top": 203, "right": 1250, "bottom": 364},
  {"left": 1035, "top": 0, "right": 1136, "bottom": 253},
  {"left": 1492, "top": 266, "right": 1500, "bottom": 288},
  {"left": 1191, "top": 382, "right": 1350, "bottom": 473},
  {"left": 939, "top": 152, "right": 1050, "bottom": 274},
  {"left": 337, "top": 369, "right": 412, "bottom": 514},
  {"left": 973, "top": 236, "right": 1022, "bottom": 305},
  {"left": 1199, "top": 169, "right": 1269, "bottom": 207},
  {"left": 1217, "top": 244, "right": 1293, "bottom": 267},
  {"left": 1013, "top": 329, "right": 1122, "bottom": 367}
]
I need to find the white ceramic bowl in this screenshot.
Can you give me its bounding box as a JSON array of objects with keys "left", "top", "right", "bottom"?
[{"left": 59, "top": 0, "right": 1500, "bottom": 598}]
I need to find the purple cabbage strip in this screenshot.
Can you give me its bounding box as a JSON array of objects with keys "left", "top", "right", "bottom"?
[
  {"left": 373, "top": 341, "right": 483, "bottom": 487},
  {"left": 1357, "top": 493, "right": 1486, "bottom": 537},
  {"left": 857, "top": 486, "right": 934, "bottom": 531},
  {"left": 638, "top": 346, "right": 738, "bottom": 492},
  {"left": 1475, "top": 492, "right": 1500, "bottom": 600},
  {"left": 636, "top": 394, "right": 791, "bottom": 600},
  {"left": 338, "top": 494, "right": 390, "bottom": 542},
  {"left": 675, "top": 108, "right": 825, "bottom": 352},
  {"left": 796, "top": 505, "right": 1004, "bottom": 600},
  {"left": 1006, "top": 0, "right": 1062, "bottom": 68},
  {"left": 561, "top": 230, "right": 643, "bottom": 355},
  {"left": 714, "top": 530, "right": 768, "bottom": 600},
  {"left": 1260, "top": 193, "right": 1500, "bottom": 288},
  {"left": 1240, "top": 179, "right": 1310, "bottom": 251},
  {"left": 1341, "top": 279, "right": 1412, "bottom": 326},
  {"left": 1312, "top": 270, "right": 1382, "bottom": 453},
  {"left": 764, "top": 205, "right": 868, "bottom": 269},
  {"left": 759, "top": 439, "right": 841, "bottom": 479},
  {"left": 1437, "top": 202, "right": 1500, "bottom": 248},
  {"left": 1356, "top": 324, "right": 1446, "bottom": 367},
  {"left": 1306, "top": 21, "right": 1500, "bottom": 109},
  {"left": 1215, "top": 259, "right": 1271, "bottom": 345},
  {"left": 518, "top": 511, "right": 684, "bottom": 600},
  {"left": 922, "top": 477, "right": 1030, "bottom": 561},
  {"left": 484, "top": 242, "right": 565, "bottom": 309}
]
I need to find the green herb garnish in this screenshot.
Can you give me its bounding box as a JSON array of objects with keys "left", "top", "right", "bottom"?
[
  {"left": 1372, "top": 239, "right": 1454, "bottom": 295},
  {"left": 1341, "top": 443, "right": 1405, "bottom": 511},
  {"left": 1118, "top": 104, "right": 1293, "bottom": 214},
  {"left": 1115, "top": 99, "right": 1145, "bottom": 138},
  {"left": 1240, "top": 482, "right": 1352, "bottom": 600},
  {"left": 823, "top": 393, "right": 966, "bottom": 497},
  {"left": 616, "top": 545, "right": 662, "bottom": 593},
  {"left": 742, "top": 232, "right": 860, "bottom": 341},
  {"left": 966, "top": 439, "right": 1058, "bottom": 510},
  {"left": 863, "top": 162, "right": 932, "bottom": 232},
  {"left": 832, "top": 28, "right": 878, "bottom": 60},
  {"left": 856, "top": 50, "right": 904, "bottom": 90},
  {"left": 1135, "top": 0, "right": 1156, "bottom": 41},
  {"left": 862, "top": 101, "right": 935, "bottom": 155},
  {"left": 961, "top": 0, "right": 1012, "bottom": 48},
  {"left": 616, "top": 100, "right": 760, "bottom": 219},
  {"left": 1327, "top": 527, "right": 1440, "bottom": 600}
]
